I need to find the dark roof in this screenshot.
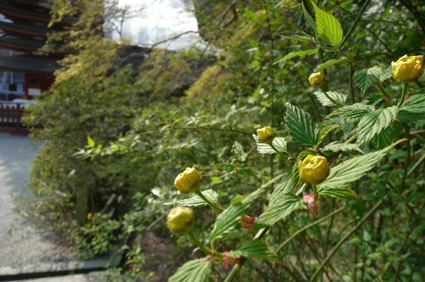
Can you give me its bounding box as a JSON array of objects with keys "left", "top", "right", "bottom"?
[
  {"left": 0, "top": 36, "right": 44, "bottom": 51},
  {"left": 0, "top": 20, "right": 57, "bottom": 37},
  {"left": 3, "top": 0, "right": 53, "bottom": 9},
  {"left": 0, "top": 55, "right": 58, "bottom": 73},
  {"left": 0, "top": 4, "right": 76, "bottom": 24}
]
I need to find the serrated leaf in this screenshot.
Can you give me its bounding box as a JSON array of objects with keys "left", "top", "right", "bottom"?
[
  {"left": 312, "top": 2, "right": 343, "bottom": 47},
  {"left": 210, "top": 176, "right": 280, "bottom": 243},
  {"left": 322, "top": 141, "right": 363, "bottom": 153},
  {"left": 302, "top": 2, "right": 319, "bottom": 38},
  {"left": 253, "top": 135, "right": 287, "bottom": 155},
  {"left": 167, "top": 190, "right": 218, "bottom": 208},
  {"left": 319, "top": 187, "right": 357, "bottom": 198},
  {"left": 291, "top": 163, "right": 301, "bottom": 192},
  {"left": 372, "top": 122, "right": 403, "bottom": 149},
  {"left": 316, "top": 57, "right": 348, "bottom": 71},
  {"left": 257, "top": 193, "right": 304, "bottom": 226},
  {"left": 285, "top": 103, "right": 319, "bottom": 146},
  {"left": 317, "top": 125, "right": 340, "bottom": 146},
  {"left": 357, "top": 106, "right": 399, "bottom": 145},
  {"left": 319, "top": 142, "right": 399, "bottom": 190},
  {"left": 399, "top": 95, "right": 425, "bottom": 122},
  {"left": 334, "top": 103, "right": 375, "bottom": 118},
  {"left": 210, "top": 204, "right": 246, "bottom": 243},
  {"left": 169, "top": 258, "right": 212, "bottom": 282},
  {"left": 341, "top": 117, "right": 356, "bottom": 139},
  {"left": 229, "top": 240, "right": 280, "bottom": 261},
  {"left": 313, "top": 91, "right": 347, "bottom": 107},
  {"left": 353, "top": 67, "right": 382, "bottom": 93},
  {"left": 276, "top": 47, "right": 320, "bottom": 64},
  {"left": 268, "top": 174, "right": 292, "bottom": 206},
  {"left": 380, "top": 66, "right": 393, "bottom": 82}
]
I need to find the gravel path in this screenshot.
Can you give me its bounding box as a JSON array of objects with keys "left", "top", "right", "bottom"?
[{"left": 0, "top": 133, "right": 76, "bottom": 269}]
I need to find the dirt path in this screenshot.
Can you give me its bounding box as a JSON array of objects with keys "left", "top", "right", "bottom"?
[{"left": 0, "top": 133, "right": 76, "bottom": 269}]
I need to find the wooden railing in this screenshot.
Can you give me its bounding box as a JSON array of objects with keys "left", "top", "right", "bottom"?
[{"left": 0, "top": 103, "right": 29, "bottom": 135}]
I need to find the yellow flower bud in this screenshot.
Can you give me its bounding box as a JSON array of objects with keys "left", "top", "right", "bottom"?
[
  {"left": 392, "top": 55, "right": 423, "bottom": 82},
  {"left": 174, "top": 167, "right": 203, "bottom": 194},
  {"left": 308, "top": 71, "right": 326, "bottom": 87},
  {"left": 298, "top": 154, "right": 330, "bottom": 185},
  {"left": 167, "top": 207, "right": 194, "bottom": 235},
  {"left": 256, "top": 126, "right": 276, "bottom": 144}
]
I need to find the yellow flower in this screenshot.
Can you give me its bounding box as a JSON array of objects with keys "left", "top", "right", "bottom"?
[
  {"left": 298, "top": 155, "right": 330, "bottom": 185},
  {"left": 167, "top": 207, "right": 194, "bottom": 235},
  {"left": 392, "top": 55, "right": 423, "bottom": 82},
  {"left": 256, "top": 126, "right": 276, "bottom": 144},
  {"left": 174, "top": 167, "right": 203, "bottom": 194},
  {"left": 87, "top": 213, "right": 92, "bottom": 220},
  {"left": 308, "top": 71, "right": 326, "bottom": 87}
]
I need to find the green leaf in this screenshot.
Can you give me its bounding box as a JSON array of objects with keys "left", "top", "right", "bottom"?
[
  {"left": 322, "top": 141, "right": 363, "bottom": 153},
  {"left": 353, "top": 66, "right": 382, "bottom": 93},
  {"left": 268, "top": 174, "right": 292, "bottom": 206},
  {"left": 280, "top": 34, "right": 312, "bottom": 43},
  {"left": 319, "top": 187, "right": 357, "bottom": 198},
  {"left": 210, "top": 204, "right": 246, "bottom": 243},
  {"left": 245, "top": 9, "right": 256, "bottom": 20},
  {"left": 169, "top": 258, "right": 212, "bottom": 282},
  {"left": 334, "top": 103, "right": 375, "bottom": 118},
  {"left": 356, "top": 106, "right": 399, "bottom": 145},
  {"left": 399, "top": 94, "right": 425, "bottom": 122},
  {"left": 341, "top": 117, "right": 356, "bottom": 139},
  {"left": 317, "top": 125, "right": 340, "bottom": 146},
  {"left": 229, "top": 240, "right": 280, "bottom": 261},
  {"left": 312, "top": 2, "right": 343, "bottom": 47},
  {"left": 87, "top": 135, "right": 95, "bottom": 147},
  {"left": 372, "top": 124, "right": 395, "bottom": 149},
  {"left": 313, "top": 91, "right": 347, "bottom": 107},
  {"left": 380, "top": 66, "right": 393, "bottom": 82},
  {"left": 210, "top": 177, "right": 273, "bottom": 243},
  {"left": 319, "top": 142, "right": 399, "bottom": 190},
  {"left": 253, "top": 135, "right": 287, "bottom": 155},
  {"left": 302, "top": 2, "right": 319, "bottom": 38},
  {"left": 316, "top": 57, "right": 348, "bottom": 71},
  {"left": 291, "top": 163, "right": 302, "bottom": 192},
  {"left": 167, "top": 190, "right": 218, "bottom": 208},
  {"left": 285, "top": 103, "right": 319, "bottom": 146},
  {"left": 257, "top": 191, "right": 304, "bottom": 226},
  {"left": 275, "top": 47, "right": 320, "bottom": 64}
]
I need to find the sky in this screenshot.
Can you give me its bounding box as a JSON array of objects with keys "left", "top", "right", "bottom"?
[{"left": 107, "top": 0, "right": 203, "bottom": 50}]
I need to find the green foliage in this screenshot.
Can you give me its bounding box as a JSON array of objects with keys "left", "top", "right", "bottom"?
[
  {"left": 311, "top": 1, "right": 343, "bottom": 47},
  {"left": 313, "top": 91, "right": 348, "bottom": 106},
  {"left": 356, "top": 106, "right": 399, "bottom": 144},
  {"left": 169, "top": 258, "right": 212, "bottom": 282},
  {"left": 285, "top": 103, "right": 319, "bottom": 147},
  {"left": 26, "top": 0, "right": 425, "bottom": 280}
]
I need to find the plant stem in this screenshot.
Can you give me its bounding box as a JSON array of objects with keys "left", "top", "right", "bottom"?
[
  {"left": 337, "top": 0, "right": 371, "bottom": 50},
  {"left": 194, "top": 190, "right": 223, "bottom": 212},
  {"left": 321, "top": 89, "right": 344, "bottom": 107},
  {"left": 187, "top": 231, "right": 212, "bottom": 256},
  {"left": 310, "top": 198, "right": 385, "bottom": 281},
  {"left": 400, "top": 122, "right": 411, "bottom": 191},
  {"left": 397, "top": 82, "right": 408, "bottom": 107},
  {"left": 223, "top": 227, "right": 270, "bottom": 282},
  {"left": 276, "top": 205, "right": 347, "bottom": 253},
  {"left": 270, "top": 143, "right": 287, "bottom": 157}
]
